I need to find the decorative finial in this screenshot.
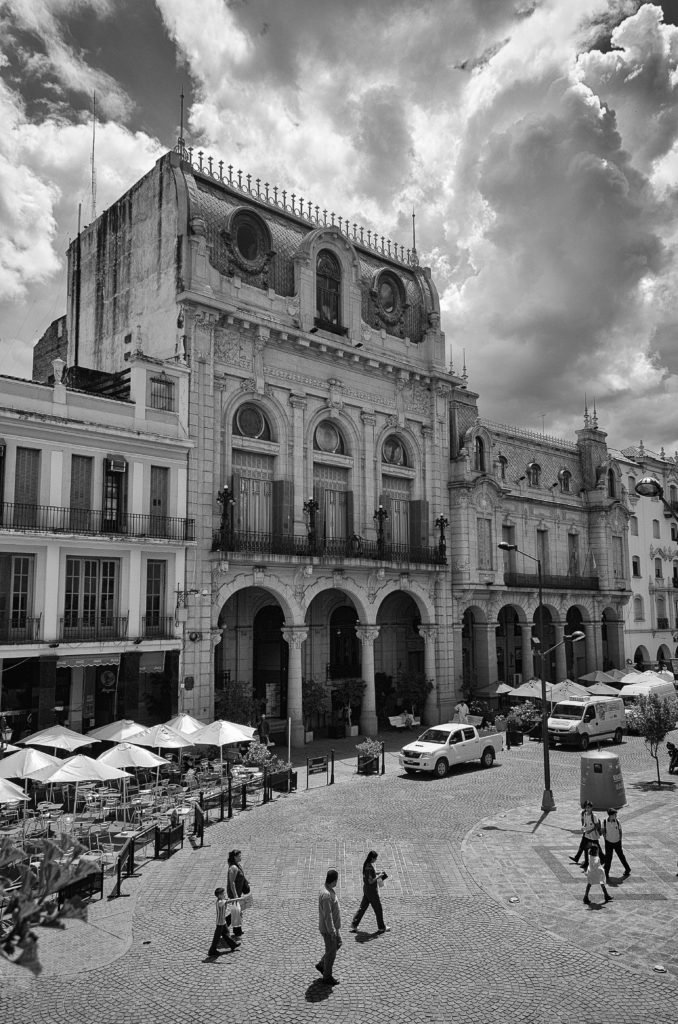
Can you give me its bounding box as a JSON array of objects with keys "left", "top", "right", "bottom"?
[
  {"left": 584, "top": 394, "right": 589, "bottom": 428},
  {"left": 592, "top": 399, "right": 598, "bottom": 429},
  {"left": 639, "top": 439, "right": 645, "bottom": 457},
  {"left": 175, "top": 84, "right": 188, "bottom": 159},
  {"left": 410, "top": 208, "right": 419, "bottom": 267},
  {"left": 462, "top": 348, "right": 468, "bottom": 382}
]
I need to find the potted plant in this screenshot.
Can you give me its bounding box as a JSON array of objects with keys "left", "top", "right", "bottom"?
[
  {"left": 302, "top": 678, "right": 328, "bottom": 743},
  {"left": 507, "top": 701, "right": 539, "bottom": 746},
  {"left": 330, "top": 678, "right": 366, "bottom": 738},
  {"left": 395, "top": 670, "right": 434, "bottom": 721},
  {"left": 356, "top": 737, "right": 382, "bottom": 775}
]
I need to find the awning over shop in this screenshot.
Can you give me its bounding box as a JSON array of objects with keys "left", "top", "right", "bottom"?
[
  {"left": 58, "top": 655, "right": 121, "bottom": 669},
  {"left": 139, "top": 652, "right": 165, "bottom": 673}
]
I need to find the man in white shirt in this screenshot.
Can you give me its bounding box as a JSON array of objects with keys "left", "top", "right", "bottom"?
[{"left": 316, "top": 869, "right": 342, "bottom": 986}]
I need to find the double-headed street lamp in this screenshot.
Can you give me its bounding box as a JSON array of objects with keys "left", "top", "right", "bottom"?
[
  {"left": 635, "top": 476, "right": 678, "bottom": 526},
  {"left": 498, "top": 541, "right": 585, "bottom": 812}
]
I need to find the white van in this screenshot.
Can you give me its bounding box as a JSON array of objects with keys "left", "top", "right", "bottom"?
[
  {"left": 547, "top": 695, "right": 626, "bottom": 750},
  {"left": 619, "top": 678, "right": 676, "bottom": 707}
]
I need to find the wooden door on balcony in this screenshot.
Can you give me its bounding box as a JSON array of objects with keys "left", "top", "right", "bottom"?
[
  {"left": 70, "top": 455, "right": 93, "bottom": 532},
  {"left": 14, "top": 447, "right": 40, "bottom": 527},
  {"left": 150, "top": 466, "right": 169, "bottom": 536}
]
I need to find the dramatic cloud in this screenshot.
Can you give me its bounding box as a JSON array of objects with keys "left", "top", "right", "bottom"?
[{"left": 2, "top": 0, "right": 678, "bottom": 451}]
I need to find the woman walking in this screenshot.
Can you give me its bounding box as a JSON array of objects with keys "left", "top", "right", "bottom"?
[
  {"left": 349, "top": 850, "right": 389, "bottom": 934},
  {"left": 227, "top": 849, "right": 250, "bottom": 937}
]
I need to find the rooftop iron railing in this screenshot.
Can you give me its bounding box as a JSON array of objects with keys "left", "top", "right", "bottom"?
[{"left": 0, "top": 503, "right": 195, "bottom": 542}]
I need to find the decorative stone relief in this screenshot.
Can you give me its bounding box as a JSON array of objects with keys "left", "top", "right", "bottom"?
[{"left": 214, "top": 329, "right": 252, "bottom": 369}]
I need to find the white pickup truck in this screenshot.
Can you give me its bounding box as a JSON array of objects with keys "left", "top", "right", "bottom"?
[{"left": 398, "top": 723, "right": 504, "bottom": 777}]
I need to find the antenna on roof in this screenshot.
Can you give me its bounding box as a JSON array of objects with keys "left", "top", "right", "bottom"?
[
  {"left": 175, "top": 84, "right": 188, "bottom": 160},
  {"left": 90, "top": 91, "right": 97, "bottom": 221}
]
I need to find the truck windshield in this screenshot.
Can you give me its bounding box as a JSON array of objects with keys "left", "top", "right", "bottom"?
[
  {"left": 418, "top": 729, "right": 452, "bottom": 744},
  {"left": 551, "top": 702, "right": 583, "bottom": 721}
]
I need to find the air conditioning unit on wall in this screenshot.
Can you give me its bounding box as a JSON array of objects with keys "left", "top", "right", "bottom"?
[{"left": 511, "top": 673, "right": 522, "bottom": 686}]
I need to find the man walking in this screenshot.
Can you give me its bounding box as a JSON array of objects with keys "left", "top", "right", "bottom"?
[
  {"left": 316, "top": 869, "right": 342, "bottom": 986},
  {"left": 602, "top": 808, "right": 631, "bottom": 881}
]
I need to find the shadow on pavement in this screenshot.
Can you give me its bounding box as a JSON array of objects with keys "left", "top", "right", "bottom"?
[
  {"left": 354, "top": 931, "right": 379, "bottom": 944},
  {"left": 305, "top": 980, "right": 332, "bottom": 1002},
  {"left": 627, "top": 779, "right": 677, "bottom": 794}
]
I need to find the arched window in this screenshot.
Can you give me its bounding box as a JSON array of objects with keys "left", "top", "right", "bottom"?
[
  {"left": 527, "top": 463, "right": 541, "bottom": 487},
  {"left": 633, "top": 596, "right": 644, "bottom": 621},
  {"left": 673, "top": 560, "right": 678, "bottom": 585},
  {"left": 314, "top": 421, "right": 345, "bottom": 454},
  {"left": 670, "top": 485, "right": 678, "bottom": 505},
  {"left": 632, "top": 556, "right": 641, "bottom": 577},
  {"left": 232, "top": 403, "right": 272, "bottom": 441},
  {"left": 655, "top": 557, "right": 664, "bottom": 579},
  {"left": 497, "top": 455, "right": 507, "bottom": 482},
  {"left": 630, "top": 516, "right": 638, "bottom": 536},
  {"left": 672, "top": 523, "right": 678, "bottom": 542},
  {"left": 607, "top": 468, "right": 616, "bottom": 498},
  {"left": 474, "top": 437, "right": 485, "bottom": 472},
  {"left": 315, "top": 250, "right": 341, "bottom": 330},
  {"left": 653, "top": 519, "right": 660, "bottom": 539},
  {"left": 381, "top": 436, "right": 408, "bottom": 467},
  {"left": 628, "top": 475, "right": 636, "bottom": 494},
  {"left": 559, "top": 469, "right": 571, "bottom": 493}
]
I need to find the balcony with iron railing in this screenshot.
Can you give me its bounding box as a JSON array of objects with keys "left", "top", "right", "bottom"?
[
  {"left": 142, "top": 615, "right": 176, "bottom": 639},
  {"left": 211, "top": 529, "right": 446, "bottom": 566},
  {"left": 0, "top": 614, "right": 42, "bottom": 644},
  {"left": 59, "top": 615, "right": 129, "bottom": 642},
  {"left": 0, "top": 503, "right": 195, "bottom": 542},
  {"left": 503, "top": 571, "right": 600, "bottom": 591},
  {"left": 657, "top": 617, "right": 670, "bottom": 630}
]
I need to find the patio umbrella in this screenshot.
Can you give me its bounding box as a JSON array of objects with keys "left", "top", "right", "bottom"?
[
  {"left": 550, "top": 679, "right": 589, "bottom": 701},
  {"left": 87, "top": 719, "right": 146, "bottom": 742},
  {"left": 98, "top": 742, "right": 168, "bottom": 797},
  {"left": 609, "top": 667, "right": 639, "bottom": 680},
  {"left": 190, "top": 719, "right": 256, "bottom": 775},
  {"left": 494, "top": 682, "right": 514, "bottom": 694},
  {"left": 38, "top": 753, "right": 132, "bottom": 819},
  {"left": 588, "top": 681, "right": 621, "bottom": 696},
  {"left": 19, "top": 725, "right": 92, "bottom": 754},
  {"left": 579, "top": 670, "right": 615, "bottom": 684},
  {"left": 620, "top": 670, "right": 667, "bottom": 685},
  {"left": 512, "top": 678, "right": 553, "bottom": 701},
  {"left": 164, "top": 713, "right": 204, "bottom": 735},
  {"left": 0, "top": 748, "right": 63, "bottom": 832},
  {"left": 128, "top": 723, "right": 194, "bottom": 750},
  {"left": 0, "top": 777, "right": 30, "bottom": 802},
  {"left": 0, "top": 742, "right": 21, "bottom": 754}
]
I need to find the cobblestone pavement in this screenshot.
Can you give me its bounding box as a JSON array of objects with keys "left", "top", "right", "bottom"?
[{"left": 2, "top": 729, "right": 678, "bottom": 1024}]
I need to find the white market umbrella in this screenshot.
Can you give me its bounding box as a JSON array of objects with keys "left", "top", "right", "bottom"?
[
  {"left": 0, "top": 777, "right": 30, "bottom": 802},
  {"left": 98, "top": 742, "right": 169, "bottom": 799},
  {"left": 0, "top": 742, "right": 21, "bottom": 754},
  {"left": 550, "top": 679, "right": 589, "bottom": 702},
  {"left": 190, "top": 719, "right": 256, "bottom": 774},
  {"left": 512, "top": 678, "right": 553, "bottom": 701},
  {"left": 579, "top": 670, "right": 615, "bottom": 684},
  {"left": 620, "top": 670, "right": 667, "bottom": 685},
  {"left": 164, "top": 713, "right": 204, "bottom": 735},
  {"left": 87, "top": 719, "right": 146, "bottom": 742},
  {"left": 20, "top": 725, "right": 92, "bottom": 754},
  {"left": 494, "top": 682, "right": 514, "bottom": 695},
  {"left": 0, "top": 748, "right": 63, "bottom": 832},
  {"left": 588, "top": 681, "right": 621, "bottom": 696},
  {"left": 39, "top": 754, "right": 132, "bottom": 819},
  {"left": 128, "top": 723, "right": 194, "bottom": 750}
]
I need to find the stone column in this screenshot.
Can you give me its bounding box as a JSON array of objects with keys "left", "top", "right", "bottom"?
[
  {"left": 475, "top": 622, "right": 499, "bottom": 698},
  {"left": 520, "top": 624, "right": 534, "bottom": 681},
  {"left": 553, "top": 622, "right": 567, "bottom": 681},
  {"left": 417, "top": 625, "right": 438, "bottom": 725},
  {"left": 281, "top": 627, "right": 308, "bottom": 748},
  {"left": 361, "top": 412, "right": 376, "bottom": 535},
  {"left": 289, "top": 394, "right": 307, "bottom": 534},
  {"left": 583, "top": 617, "right": 599, "bottom": 674},
  {"left": 355, "top": 625, "right": 380, "bottom": 735}
]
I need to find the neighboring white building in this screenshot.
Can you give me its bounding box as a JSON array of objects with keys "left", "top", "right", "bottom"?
[
  {"left": 615, "top": 443, "right": 678, "bottom": 673},
  {"left": 0, "top": 356, "right": 193, "bottom": 738}
]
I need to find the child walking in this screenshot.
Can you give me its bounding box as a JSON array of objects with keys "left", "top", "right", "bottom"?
[
  {"left": 583, "top": 848, "right": 613, "bottom": 905},
  {"left": 207, "top": 887, "right": 239, "bottom": 957}
]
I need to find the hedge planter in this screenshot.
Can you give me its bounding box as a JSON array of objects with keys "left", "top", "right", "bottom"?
[
  {"left": 357, "top": 754, "right": 379, "bottom": 775},
  {"left": 508, "top": 729, "right": 523, "bottom": 747}
]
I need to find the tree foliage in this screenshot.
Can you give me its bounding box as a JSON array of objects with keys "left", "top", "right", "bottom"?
[
  {"left": 302, "top": 677, "right": 329, "bottom": 730},
  {"left": 395, "top": 671, "right": 434, "bottom": 715},
  {"left": 625, "top": 693, "right": 678, "bottom": 787},
  {"left": 214, "top": 678, "right": 259, "bottom": 726},
  {"left": 1, "top": 834, "right": 94, "bottom": 974}
]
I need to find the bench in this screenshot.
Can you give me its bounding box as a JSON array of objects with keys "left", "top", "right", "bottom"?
[{"left": 388, "top": 714, "right": 421, "bottom": 730}]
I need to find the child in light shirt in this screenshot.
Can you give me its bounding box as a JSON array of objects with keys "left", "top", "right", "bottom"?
[{"left": 583, "top": 848, "right": 613, "bottom": 905}]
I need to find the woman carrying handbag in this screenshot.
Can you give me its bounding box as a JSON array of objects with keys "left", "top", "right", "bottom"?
[
  {"left": 227, "top": 849, "right": 251, "bottom": 937},
  {"left": 349, "top": 850, "right": 390, "bottom": 934}
]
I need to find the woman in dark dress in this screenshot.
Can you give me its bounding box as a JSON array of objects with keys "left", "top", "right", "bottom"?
[{"left": 349, "top": 850, "right": 389, "bottom": 934}]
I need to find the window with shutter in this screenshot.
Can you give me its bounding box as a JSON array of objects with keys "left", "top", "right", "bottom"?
[
  {"left": 477, "top": 519, "right": 492, "bottom": 569},
  {"left": 150, "top": 466, "right": 169, "bottom": 536},
  {"left": 70, "top": 455, "right": 93, "bottom": 531},
  {"left": 14, "top": 447, "right": 40, "bottom": 527},
  {"left": 64, "top": 557, "right": 120, "bottom": 636},
  {"left": 145, "top": 560, "right": 166, "bottom": 634}
]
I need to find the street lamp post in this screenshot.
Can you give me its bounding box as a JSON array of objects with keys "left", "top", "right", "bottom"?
[
  {"left": 498, "top": 541, "right": 585, "bottom": 812},
  {"left": 303, "top": 496, "right": 320, "bottom": 553},
  {"left": 635, "top": 476, "right": 678, "bottom": 525},
  {"left": 435, "top": 514, "right": 449, "bottom": 561},
  {"left": 216, "top": 485, "right": 236, "bottom": 546},
  {"left": 374, "top": 504, "right": 389, "bottom": 557}
]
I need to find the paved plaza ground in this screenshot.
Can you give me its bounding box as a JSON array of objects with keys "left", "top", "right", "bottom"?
[{"left": 2, "top": 728, "right": 677, "bottom": 1024}]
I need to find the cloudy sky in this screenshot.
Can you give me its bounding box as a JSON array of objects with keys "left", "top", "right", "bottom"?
[{"left": 2, "top": 0, "right": 678, "bottom": 453}]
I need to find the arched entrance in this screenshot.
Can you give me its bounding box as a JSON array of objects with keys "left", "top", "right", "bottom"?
[
  {"left": 533, "top": 606, "right": 556, "bottom": 681},
  {"left": 495, "top": 605, "right": 524, "bottom": 684},
  {"left": 565, "top": 607, "right": 585, "bottom": 679},
  {"left": 633, "top": 645, "right": 650, "bottom": 670},
  {"left": 601, "top": 607, "right": 623, "bottom": 670},
  {"left": 657, "top": 643, "right": 672, "bottom": 671},
  {"left": 253, "top": 606, "right": 288, "bottom": 715},
  {"left": 375, "top": 592, "right": 424, "bottom": 720}
]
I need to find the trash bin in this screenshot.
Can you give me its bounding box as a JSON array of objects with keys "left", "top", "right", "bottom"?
[{"left": 580, "top": 750, "right": 626, "bottom": 811}]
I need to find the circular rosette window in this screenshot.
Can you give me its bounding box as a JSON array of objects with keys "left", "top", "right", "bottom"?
[
  {"left": 373, "top": 271, "right": 405, "bottom": 326},
  {"left": 235, "top": 404, "right": 269, "bottom": 439},
  {"left": 228, "top": 210, "right": 270, "bottom": 274},
  {"left": 382, "top": 436, "right": 406, "bottom": 466},
  {"left": 314, "top": 421, "right": 343, "bottom": 454}
]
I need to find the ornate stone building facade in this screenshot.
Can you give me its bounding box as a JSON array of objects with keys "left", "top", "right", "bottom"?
[
  {"left": 28, "top": 144, "right": 636, "bottom": 740},
  {"left": 51, "top": 146, "right": 457, "bottom": 744}
]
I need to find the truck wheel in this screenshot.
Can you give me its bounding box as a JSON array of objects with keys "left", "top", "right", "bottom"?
[
  {"left": 579, "top": 734, "right": 589, "bottom": 751},
  {"left": 613, "top": 728, "right": 623, "bottom": 745},
  {"left": 481, "top": 748, "right": 494, "bottom": 768},
  {"left": 434, "top": 758, "right": 448, "bottom": 778}
]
